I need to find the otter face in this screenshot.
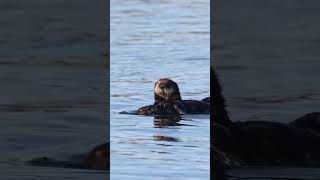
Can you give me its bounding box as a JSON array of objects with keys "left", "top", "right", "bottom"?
[{"left": 154, "top": 78, "right": 182, "bottom": 102}]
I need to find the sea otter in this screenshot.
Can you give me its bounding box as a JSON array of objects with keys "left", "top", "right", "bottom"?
[
  {"left": 212, "top": 67, "right": 320, "bottom": 169},
  {"left": 136, "top": 78, "right": 210, "bottom": 115}
]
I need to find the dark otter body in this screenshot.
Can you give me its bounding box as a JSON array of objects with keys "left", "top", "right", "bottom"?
[
  {"left": 215, "top": 121, "right": 320, "bottom": 166},
  {"left": 212, "top": 68, "right": 232, "bottom": 126},
  {"left": 84, "top": 142, "right": 109, "bottom": 170},
  {"left": 28, "top": 143, "right": 110, "bottom": 171},
  {"left": 137, "top": 78, "right": 210, "bottom": 115},
  {"left": 212, "top": 67, "right": 320, "bottom": 168},
  {"left": 137, "top": 102, "right": 184, "bottom": 115},
  {"left": 290, "top": 112, "right": 320, "bottom": 132}
]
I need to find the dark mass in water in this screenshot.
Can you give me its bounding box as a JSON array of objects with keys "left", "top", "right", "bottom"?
[
  {"left": 212, "top": 68, "right": 232, "bottom": 127},
  {"left": 28, "top": 143, "right": 110, "bottom": 171},
  {"left": 212, "top": 67, "right": 320, "bottom": 170},
  {"left": 137, "top": 78, "right": 210, "bottom": 115}
]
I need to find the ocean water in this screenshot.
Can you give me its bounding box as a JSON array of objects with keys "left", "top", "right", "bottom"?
[
  {"left": 0, "top": 0, "right": 108, "bottom": 179},
  {"left": 213, "top": 0, "right": 320, "bottom": 179},
  {"left": 110, "top": 0, "right": 210, "bottom": 179}
]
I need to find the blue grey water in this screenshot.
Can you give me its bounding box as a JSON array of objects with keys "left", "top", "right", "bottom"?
[
  {"left": 110, "top": 0, "right": 210, "bottom": 179},
  {"left": 214, "top": 1, "right": 320, "bottom": 179},
  {"left": 0, "top": 0, "right": 108, "bottom": 179}
]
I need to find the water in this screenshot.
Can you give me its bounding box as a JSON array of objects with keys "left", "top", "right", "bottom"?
[
  {"left": 0, "top": 0, "right": 108, "bottom": 179},
  {"left": 213, "top": 0, "right": 320, "bottom": 179},
  {"left": 110, "top": 0, "right": 210, "bottom": 179}
]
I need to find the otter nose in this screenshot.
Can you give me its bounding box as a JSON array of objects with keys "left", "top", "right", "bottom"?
[{"left": 160, "top": 85, "right": 165, "bottom": 89}]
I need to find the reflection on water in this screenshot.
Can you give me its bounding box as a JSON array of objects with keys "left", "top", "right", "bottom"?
[
  {"left": 153, "top": 116, "right": 196, "bottom": 127},
  {"left": 153, "top": 115, "right": 182, "bottom": 127},
  {"left": 214, "top": 0, "right": 320, "bottom": 179},
  {"left": 111, "top": 0, "right": 210, "bottom": 179},
  {"left": 153, "top": 135, "right": 179, "bottom": 142}
]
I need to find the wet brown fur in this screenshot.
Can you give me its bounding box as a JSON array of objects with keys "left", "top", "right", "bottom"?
[{"left": 137, "top": 78, "right": 210, "bottom": 115}]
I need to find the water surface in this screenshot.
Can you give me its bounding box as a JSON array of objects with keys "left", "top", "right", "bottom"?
[
  {"left": 111, "top": 0, "right": 210, "bottom": 179},
  {"left": 0, "top": 0, "right": 108, "bottom": 179}
]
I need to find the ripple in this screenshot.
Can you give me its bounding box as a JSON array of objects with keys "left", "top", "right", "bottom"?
[{"left": 237, "top": 93, "right": 320, "bottom": 104}]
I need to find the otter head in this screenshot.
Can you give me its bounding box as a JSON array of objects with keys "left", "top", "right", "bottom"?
[{"left": 154, "top": 78, "right": 182, "bottom": 102}]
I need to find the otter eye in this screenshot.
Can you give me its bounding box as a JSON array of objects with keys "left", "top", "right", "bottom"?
[{"left": 160, "top": 85, "right": 164, "bottom": 89}]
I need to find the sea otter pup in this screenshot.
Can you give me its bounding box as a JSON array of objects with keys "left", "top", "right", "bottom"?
[
  {"left": 136, "top": 78, "right": 210, "bottom": 115},
  {"left": 212, "top": 67, "right": 320, "bottom": 168}
]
